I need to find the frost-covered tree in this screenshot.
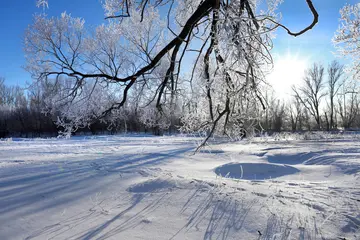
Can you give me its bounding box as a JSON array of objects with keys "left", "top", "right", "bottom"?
[
  {"left": 27, "top": 0, "right": 319, "bottom": 140},
  {"left": 292, "top": 63, "right": 326, "bottom": 129},
  {"left": 288, "top": 96, "right": 304, "bottom": 131},
  {"left": 326, "top": 60, "right": 344, "bottom": 130},
  {"left": 337, "top": 78, "right": 359, "bottom": 129},
  {"left": 333, "top": 3, "right": 360, "bottom": 80}
]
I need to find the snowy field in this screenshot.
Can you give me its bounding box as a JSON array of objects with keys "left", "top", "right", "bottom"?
[{"left": 0, "top": 134, "right": 359, "bottom": 240}]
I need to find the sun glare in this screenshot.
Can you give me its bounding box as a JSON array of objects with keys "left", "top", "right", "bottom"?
[{"left": 267, "top": 53, "right": 309, "bottom": 100}]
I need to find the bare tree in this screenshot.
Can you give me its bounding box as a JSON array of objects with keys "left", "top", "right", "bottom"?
[
  {"left": 338, "top": 79, "right": 359, "bottom": 129},
  {"left": 326, "top": 60, "right": 344, "bottom": 130},
  {"left": 288, "top": 96, "right": 303, "bottom": 131},
  {"left": 292, "top": 63, "right": 326, "bottom": 129},
  {"left": 260, "top": 91, "right": 286, "bottom": 132}
]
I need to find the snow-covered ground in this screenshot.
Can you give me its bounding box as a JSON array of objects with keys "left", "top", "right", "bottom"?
[{"left": 0, "top": 134, "right": 359, "bottom": 239}]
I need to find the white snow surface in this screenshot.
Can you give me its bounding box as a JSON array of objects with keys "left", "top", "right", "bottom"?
[{"left": 0, "top": 134, "right": 359, "bottom": 239}]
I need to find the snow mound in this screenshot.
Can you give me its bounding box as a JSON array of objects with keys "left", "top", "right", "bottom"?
[
  {"left": 127, "top": 179, "right": 176, "bottom": 193},
  {"left": 214, "top": 163, "right": 300, "bottom": 180}
]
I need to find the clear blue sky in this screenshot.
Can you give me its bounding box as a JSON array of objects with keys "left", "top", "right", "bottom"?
[
  {"left": 0, "top": 0, "right": 356, "bottom": 87},
  {"left": 0, "top": 0, "right": 104, "bottom": 86}
]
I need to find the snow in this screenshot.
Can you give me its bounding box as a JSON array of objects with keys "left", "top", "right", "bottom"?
[
  {"left": 215, "top": 163, "right": 300, "bottom": 180},
  {"left": 0, "top": 134, "right": 359, "bottom": 239}
]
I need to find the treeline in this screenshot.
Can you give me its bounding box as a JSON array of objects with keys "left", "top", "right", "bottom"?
[
  {"left": 0, "top": 78, "right": 176, "bottom": 138},
  {"left": 1, "top": 60, "right": 359, "bottom": 138},
  {"left": 259, "top": 61, "right": 360, "bottom": 133},
  {"left": 0, "top": 78, "right": 56, "bottom": 138}
]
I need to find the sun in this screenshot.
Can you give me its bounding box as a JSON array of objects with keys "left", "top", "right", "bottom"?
[{"left": 267, "top": 52, "right": 309, "bottom": 100}]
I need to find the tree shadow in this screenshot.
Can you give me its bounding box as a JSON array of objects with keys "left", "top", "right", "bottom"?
[
  {"left": 170, "top": 185, "right": 257, "bottom": 240},
  {"left": 0, "top": 144, "right": 193, "bottom": 232}
]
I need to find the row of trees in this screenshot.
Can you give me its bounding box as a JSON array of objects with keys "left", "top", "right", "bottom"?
[
  {"left": 1, "top": 0, "right": 358, "bottom": 139},
  {"left": 1, "top": 60, "right": 359, "bottom": 138},
  {"left": 0, "top": 78, "right": 56, "bottom": 138},
  {"left": 0, "top": 78, "right": 166, "bottom": 138},
  {"left": 262, "top": 61, "right": 360, "bottom": 133}
]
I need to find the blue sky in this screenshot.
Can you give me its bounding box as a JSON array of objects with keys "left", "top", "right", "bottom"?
[
  {"left": 272, "top": 0, "right": 357, "bottom": 63},
  {"left": 0, "top": 0, "right": 104, "bottom": 86},
  {"left": 0, "top": 0, "right": 356, "bottom": 87},
  {"left": 266, "top": 0, "right": 358, "bottom": 98}
]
